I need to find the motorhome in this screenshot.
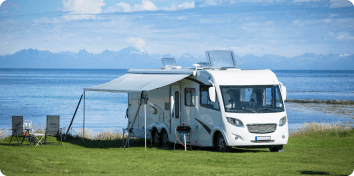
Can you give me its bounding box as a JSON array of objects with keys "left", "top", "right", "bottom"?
[{"left": 85, "top": 50, "right": 288, "bottom": 152}]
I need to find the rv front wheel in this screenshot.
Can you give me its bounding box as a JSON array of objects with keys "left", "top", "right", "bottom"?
[
  {"left": 216, "top": 133, "right": 230, "bottom": 152},
  {"left": 152, "top": 130, "right": 160, "bottom": 146}
]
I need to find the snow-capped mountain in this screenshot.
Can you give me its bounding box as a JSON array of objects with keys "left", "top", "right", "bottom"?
[{"left": 0, "top": 47, "right": 353, "bottom": 70}]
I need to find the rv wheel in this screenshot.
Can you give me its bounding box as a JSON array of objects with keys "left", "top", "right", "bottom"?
[
  {"left": 160, "top": 130, "right": 169, "bottom": 148},
  {"left": 269, "top": 145, "right": 283, "bottom": 152},
  {"left": 152, "top": 130, "right": 160, "bottom": 146},
  {"left": 216, "top": 133, "right": 230, "bottom": 152}
]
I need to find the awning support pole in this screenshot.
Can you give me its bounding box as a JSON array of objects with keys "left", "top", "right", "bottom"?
[
  {"left": 144, "top": 104, "right": 146, "bottom": 151},
  {"left": 65, "top": 94, "right": 83, "bottom": 139},
  {"left": 83, "top": 91, "right": 85, "bottom": 142},
  {"left": 124, "top": 91, "right": 148, "bottom": 151}
]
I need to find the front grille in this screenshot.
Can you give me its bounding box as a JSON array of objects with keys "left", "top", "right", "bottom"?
[{"left": 247, "top": 124, "right": 276, "bottom": 134}]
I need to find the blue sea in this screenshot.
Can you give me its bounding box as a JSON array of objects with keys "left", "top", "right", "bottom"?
[{"left": 0, "top": 69, "right": 353, "bottom": 133}]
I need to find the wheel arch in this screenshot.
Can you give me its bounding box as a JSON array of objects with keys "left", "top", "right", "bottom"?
[
  {"left": 211, "top": 127, "right": 229, "bottom": 147},
  {"left": 150, "top": 122, "right": 170, "bottom": 136}
]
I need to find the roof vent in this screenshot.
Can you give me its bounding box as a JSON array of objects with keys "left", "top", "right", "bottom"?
[
  {"left": 197, "top": 62, "right": 210, "bottom": 68},
  {"left": 161, "top": 58, "right": 181, "bottom": 69},
  {"left": 205, "top": 50, "right": 237, "bottom": 69}
]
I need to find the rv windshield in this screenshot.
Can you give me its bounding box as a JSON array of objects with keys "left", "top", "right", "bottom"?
[{"left": 220, "top": 85, "right": 284, "bottom": 113}]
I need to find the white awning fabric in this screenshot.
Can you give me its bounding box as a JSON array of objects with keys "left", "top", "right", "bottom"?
[{"left": 83, "top": 73, "right": 190, "bottom": 93}]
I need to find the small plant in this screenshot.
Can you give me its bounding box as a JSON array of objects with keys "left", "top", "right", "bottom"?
[
  {"left": 0, "top": 129, "right": 10, "bottom": 140},
  {"left": 95, "top": 128, "right": 124, "bottom": 140},
  {"left": 72, "top": 127, "right": 125, "bottom": 140},
  {"left": 290, "top": 122, "right": 353, "bottom": 137},
  {"left": 74, "top": 128, "right": 95, "bottom": 140},
  {"left": 31, "top": 123, "right": 45, "bottom": 133}
]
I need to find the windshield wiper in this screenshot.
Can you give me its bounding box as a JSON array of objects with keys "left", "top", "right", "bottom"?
[
  {"left": 259, "top": 108, "right": 275, "bottom": 111},
  {"left": 228, "top": 107, "right": 257, "bottom": 113},
  {"left": 256, "top": 108, "right": 282, "bottom": 112}
]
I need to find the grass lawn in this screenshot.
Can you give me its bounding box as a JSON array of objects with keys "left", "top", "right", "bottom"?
[{"left": 0, "top": 130, "right": 353, "bottom": 176}]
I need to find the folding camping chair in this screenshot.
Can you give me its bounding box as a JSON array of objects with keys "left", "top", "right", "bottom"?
[
  {"left": 9, "top": 116, "right": 32, "bottom": 147},
  {"left": 45, "top": 115, "right": 62, "bottom": 146}
]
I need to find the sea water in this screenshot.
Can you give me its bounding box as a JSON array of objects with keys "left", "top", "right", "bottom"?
[{"left": 0, "top": 69, "right": 353, "bottom": 133}]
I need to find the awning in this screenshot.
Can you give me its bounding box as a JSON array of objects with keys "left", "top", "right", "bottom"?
[{"left": 83, "top": 73, "right": 191, "bottom": 93}]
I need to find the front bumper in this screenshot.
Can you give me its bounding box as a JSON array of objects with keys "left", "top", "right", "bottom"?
[{"left": 225, "top": 124, "right": 288, "bottom": 147}]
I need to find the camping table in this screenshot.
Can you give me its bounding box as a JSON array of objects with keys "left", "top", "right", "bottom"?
[{"left": 30, "top": 133, "right": 44, "bottom": 147}]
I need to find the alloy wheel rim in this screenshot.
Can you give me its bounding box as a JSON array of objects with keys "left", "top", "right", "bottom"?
[
  {"left": 218, "top": 136, "right": 225, "bottom": 151},
  {"left": 154, "top": 131, "right": 160, "bottom": 145},
  {"left": 162, "top": 133, "right": 168, "bottom": 146}
]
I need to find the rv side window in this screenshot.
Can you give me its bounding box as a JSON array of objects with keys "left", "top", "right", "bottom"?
[
  {"left": 200, "top": 85, "right": 220, "bottom": 111},
  {"left": 185, "top": 88, "right": 196, "bottom": 107}
]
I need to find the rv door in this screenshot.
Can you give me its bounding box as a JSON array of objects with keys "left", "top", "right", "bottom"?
[{"left": 171, "top": 85, "right": 181, "bottom": 141}]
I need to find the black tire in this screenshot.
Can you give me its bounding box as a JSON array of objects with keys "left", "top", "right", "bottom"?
[
  {"left": 216, "top": 133, "right": 230, "bottom": 152},
  {"left": 269, "top": 145, "right": 283, "bottom": 152},
  {"left": 160, "top": 129, "right": 169, "bottom": 148},
  {"left": 152, "top": 130, "right": 160, "bottom": 146}
]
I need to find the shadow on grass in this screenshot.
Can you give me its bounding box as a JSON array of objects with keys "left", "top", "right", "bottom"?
[
  {"left": 300, "top": 171, "right": 347, "bottom": 176},
  {"left": 300, "top": 171, "right": 330, "bottom": 175},
  {"left": 158, "top": 143, "right": 268, "bottom": 153},
  {"left": 1, "top": 135, "right": 66, "bottom": 147},
  {"left": 65, "top": 137, "right": 268, "bottom": 153},
  {"left": 1, "top": 135, "right": 271, "bottom": 153},
  {"left": 63, "top": 136, "right": 146, "bottom": 148}
]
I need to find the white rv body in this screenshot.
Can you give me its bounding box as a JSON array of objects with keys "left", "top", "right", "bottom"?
[{"left": 126, "top": 68, "right": 288, "bottom": 149}]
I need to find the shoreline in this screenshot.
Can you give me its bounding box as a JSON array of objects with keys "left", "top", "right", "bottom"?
[{"left": 285, "top": 99, "right": 354, "bottom": 105}]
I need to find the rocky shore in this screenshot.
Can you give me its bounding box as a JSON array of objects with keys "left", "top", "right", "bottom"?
[{"left": 285, "top": 99, "right": 354, "bottom": 105}]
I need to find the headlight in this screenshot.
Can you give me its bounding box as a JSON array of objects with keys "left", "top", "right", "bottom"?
[
  {"left": 279, "top": 116, "right": 287, "bottom": 127},
  {"left": 227, "top": 117, "right": 244, "bottom": 127}
]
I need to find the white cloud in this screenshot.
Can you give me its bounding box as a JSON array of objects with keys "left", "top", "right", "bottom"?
[
  {"left": 105, "top": 1, "right": 194, "bottom": 13},
  {"left": 62, "top": 0, "right": 105, "bottom": 21},
  {"left": 330, "top": 0, "right": 353, "bottom": 8},
  {"left": 335, "top": 18, "right": 354, "bottom": 23},
  {"left": 127, "top": 37, "right": 146, "bottom": 50},
  {"left": 336, "top": 32, "right": 354, "bottom": 40},
  {"left": 104, "top": 1, "right": 158, "bottom": 13},
  {"left": 0, "top": 0, "right": 5, "bottom": 7},
  {"left": 340, "top": 52, "right": 353, "bottom": 57},
  {"left": 196, "top": 0, "right": 276, "bottom": 7},
  {"left": 134, "top": 1, "right": 158, "bottom": 11},
  {"left": 293, "top": 20, "right": 304, "bottom": 26},
  {"left": 105, "top": 2, "right": 133, "bottom": 12},
  {"left": 323, "top": 18, "right": 332, "bottom": 23},
  {"left": 177, "top": 16, "right": 188, "bottom": 20},
  {"left": 292, "top": 18, "right": 340, "bottom": 26},
  {"left": 161, "top": 2, "right": 195, "bottom": 11},
  {"left": 32, "top": 17, "right": 60, "bottom": 25},
  {"left": 205, "top": 0, "right": 219, "bottom": 5},
  {"left": 293, "top": 0, "right": 311, "bottom": 2}
]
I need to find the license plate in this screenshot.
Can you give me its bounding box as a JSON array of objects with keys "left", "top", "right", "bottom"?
[{"left": 255, "top": 136, "right": 271, "bottom": 141}]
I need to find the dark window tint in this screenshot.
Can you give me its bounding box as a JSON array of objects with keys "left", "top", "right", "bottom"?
[
  {"left": 200, "top": 85, "right": 220, "bottom": 111},
  {"left": 185, "top": 88, "right": 196, "bottom": 107},
  {"left": 175, "top": 91, "right": 179, "bottom": 118}
]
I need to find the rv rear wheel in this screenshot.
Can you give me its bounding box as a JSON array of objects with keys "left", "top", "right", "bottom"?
[
  {"left": 152, "top": 130, "right": 160, "bottom": 146},
  {"left": 160, "top": 130, "right": 169, "bottom": 148},
  {"left": 269, "top": 145, "right": 283, "bottom": 152},
  {"left": 216, "top": 133, "right": 230, "bottom": 152}
]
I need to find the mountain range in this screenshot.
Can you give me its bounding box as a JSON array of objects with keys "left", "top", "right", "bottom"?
[{"left": 0, "top": 47, "right": 353, "bottom": 70}]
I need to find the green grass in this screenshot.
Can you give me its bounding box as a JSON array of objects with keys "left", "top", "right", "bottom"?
[{"left": 0, "top": 130, "right": 353, "bottom": 176}]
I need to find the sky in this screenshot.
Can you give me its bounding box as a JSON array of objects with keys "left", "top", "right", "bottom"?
[{"left": 0, "top": 0, "right": 353, "bottom": 58}]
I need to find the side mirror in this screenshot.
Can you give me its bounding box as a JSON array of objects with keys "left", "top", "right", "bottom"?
[
  {"left": 279, "top": 83, "right": 287, "bottom": 101},
  {"left": 209, "top": 87, "right": 216, "bottom": 102}
]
